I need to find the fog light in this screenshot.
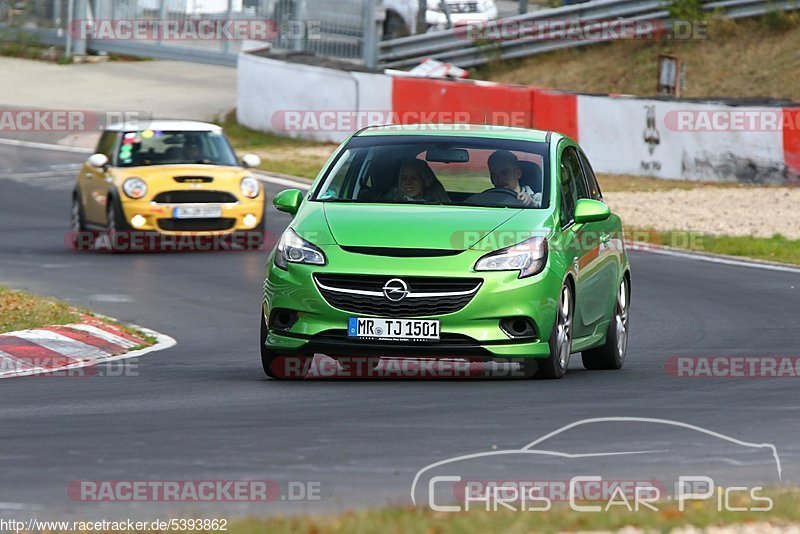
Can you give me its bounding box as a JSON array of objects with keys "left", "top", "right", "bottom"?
[
  {"left": 130, "top": 214, "right": 146, "bottom": 228},
  {"left": 243, "top": 214, "right": 258, "bottom": 228}
]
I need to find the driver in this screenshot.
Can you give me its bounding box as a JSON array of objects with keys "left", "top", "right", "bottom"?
[
  {"left": 183, "top": 139, "right": 203, "bottom": 162},
  {"left": 487, "top": 150, "right": 542, "bottom": 207}
]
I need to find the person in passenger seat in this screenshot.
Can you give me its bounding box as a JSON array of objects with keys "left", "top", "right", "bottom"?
[{"left": 386, "top": 159, "right": 450, "bottom": 203}]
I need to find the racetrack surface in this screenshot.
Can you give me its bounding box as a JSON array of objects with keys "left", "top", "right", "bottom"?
[{"left": 1, "top": 143, "right": 799, "bottom": 520}]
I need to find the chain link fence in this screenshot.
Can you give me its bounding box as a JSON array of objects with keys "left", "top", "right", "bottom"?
[{"left": 0, "top": 0, "right": 381, "bottom": 66}]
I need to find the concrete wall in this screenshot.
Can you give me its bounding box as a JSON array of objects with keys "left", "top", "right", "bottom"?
[{"left": 237, "top": 51, "right": 798, "bottom": 183}]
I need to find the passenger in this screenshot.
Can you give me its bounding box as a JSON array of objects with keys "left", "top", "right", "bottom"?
[{"left": 388, "top": 159, "right": 450, "bottom": 203}]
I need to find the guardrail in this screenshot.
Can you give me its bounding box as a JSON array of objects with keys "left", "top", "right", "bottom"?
[{"left": 379, "top": 0, "right": 800, "bottom": 70}]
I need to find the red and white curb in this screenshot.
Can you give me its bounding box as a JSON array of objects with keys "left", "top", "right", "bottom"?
[{"left": 0, "top": 314, "right": 175, "bottom": 378}]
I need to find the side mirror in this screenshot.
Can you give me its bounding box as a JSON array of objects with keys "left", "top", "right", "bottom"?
[
  {"left": 241, "top": 154, "right": 261, "bottom": 168},
  {"left": 87, "top": 153, "right": 109, "bottom": 169},
  {"left": 273, "top": 189, "right": 303, "bottom": 215},
  {"left": 574, "top": 198, "right": 611, "bottom": 224}
]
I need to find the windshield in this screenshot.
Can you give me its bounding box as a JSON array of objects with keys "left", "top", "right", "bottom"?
[
  {"left": 116, "top": 129, "right": 238, "bottom": 167},
  {"left": 312, "top": 135, "right": 550, "bottom": 209}
]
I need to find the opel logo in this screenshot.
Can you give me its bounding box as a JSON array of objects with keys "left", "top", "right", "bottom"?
[{"left": 382, "top": 278, "right": 409, "bottom": 302}]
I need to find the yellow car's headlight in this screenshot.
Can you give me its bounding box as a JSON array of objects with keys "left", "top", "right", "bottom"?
[
  {"left": 241, "top": 176, "right": 260, "bottom": 199},
  {"left": 122, "top": 177, "right": 147, "bottom": 199}
]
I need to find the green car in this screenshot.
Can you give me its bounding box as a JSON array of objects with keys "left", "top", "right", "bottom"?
[{"left": 261, "top": 125, "right": 630, "bottom": 379}]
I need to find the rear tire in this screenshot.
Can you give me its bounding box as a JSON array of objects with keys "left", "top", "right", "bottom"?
[
  {"left": 260, "top": 307, "right": 310, "bottom": 379},
  {"left": 582, "top": 277, "right": 629, "bottom": 370},
  {"left": 535, "top": 283, "right": 573, "bottom": 379}
]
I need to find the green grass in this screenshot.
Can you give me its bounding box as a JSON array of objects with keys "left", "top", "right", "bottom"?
[
  {"left": 218, "top": 112, "right": 335, "bottom": 180},
  {"left": 597, "top": 173, "right": 750, "bottom": 193},
  {"left": 0, "top": 286, "right": 80, "bottom": 333},
  {"left": 631, "top": 230, "right": 800, "bottom": 266},
  {"left": 51, "top": 490, "right": 800, "bottom": 533}
]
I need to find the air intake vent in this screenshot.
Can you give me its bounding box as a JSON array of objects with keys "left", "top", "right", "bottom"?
[{"left": 173, "top": 176, "right": 214, "bottom": 183}]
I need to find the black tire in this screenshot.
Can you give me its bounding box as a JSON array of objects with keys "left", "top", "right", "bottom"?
[
  {"left": 260, "top": 308, "right": 310, "bottom": 379},
  {"left": 582, "top": 277, "right": 630, "bottom": 370},
  {"left": 70, "top": 193, "right": 93, "bottom": 251},
  {"left": 106, "top": 195, "right": 131, "bottom": 232},
  {"left": 535, "top": 283, "right": 574, "bottom": 379}
]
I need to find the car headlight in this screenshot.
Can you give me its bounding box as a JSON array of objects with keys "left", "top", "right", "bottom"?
[
  {"left": 122, "top": 177, "right": 147, "bottom": 199},
  {"left": 474, "top": 236, "right": 548, "bottom": 278},
  {"left": 241, "top": 176, "right": 260, "bottom": 199},
  {"left": 274, "top": 228, "right": 326, "bottom": 269}
]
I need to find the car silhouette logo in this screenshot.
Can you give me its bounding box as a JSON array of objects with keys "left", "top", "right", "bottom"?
[{"left": 383, "top": 278, "right": 409, "bottom": 302}]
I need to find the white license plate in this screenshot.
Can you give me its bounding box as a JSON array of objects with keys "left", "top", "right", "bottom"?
[
  {"left": 348, "top": 317, "right": 440, "bottom": 341},
  {"left": 173, "top": 205, "right": 222, "bottom": 219}
]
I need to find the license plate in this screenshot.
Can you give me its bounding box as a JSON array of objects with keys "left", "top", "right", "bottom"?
[
  {"left": 173, "top": 205, "right": 222, "bottom": 219},
  {"left": 348, "top": 317, "right": 440, "bottom": 341}
]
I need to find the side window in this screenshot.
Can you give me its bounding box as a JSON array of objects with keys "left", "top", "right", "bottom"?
[
  {"left": 95, "top": 132, "right": 117, "bottom": 162},
  {"left": 559, "top": 146, "right": 587, "bottom": 226},
  {"left": 578, "top": 149, "right": 603, "bottom": 201}
]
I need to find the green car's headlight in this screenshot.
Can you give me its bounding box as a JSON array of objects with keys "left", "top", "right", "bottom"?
[
  {"left": 474, "top": 236, "right": 548, "bottom": 278},
  {"left": 275, "top": 228, "right": 326, "bottom": 269}
]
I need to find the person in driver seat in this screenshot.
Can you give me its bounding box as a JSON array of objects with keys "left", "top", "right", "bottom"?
[
  {"left": 487, "top": 150, "right": 542, "bottom": 207},
  {"left": 387, "top": 159, "right": 450, "bottom": 203}
]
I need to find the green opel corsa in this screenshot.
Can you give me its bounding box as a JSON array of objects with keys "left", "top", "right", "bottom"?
[{"left": 261, "top": 125, "right": 630, "bottom": 379}]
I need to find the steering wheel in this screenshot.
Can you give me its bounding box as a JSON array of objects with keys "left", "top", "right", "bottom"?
[{"left": 483, "top": 187, "right": 520, "bottom": 199}]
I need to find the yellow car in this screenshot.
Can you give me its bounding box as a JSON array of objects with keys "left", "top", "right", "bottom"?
[{"left": 71, "top": 120, "right": 265, "bottom": 250}]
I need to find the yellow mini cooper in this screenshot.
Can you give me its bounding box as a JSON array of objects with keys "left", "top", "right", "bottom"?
[{"left": 71, "top": 120, "right": 265, "bottom": 249}]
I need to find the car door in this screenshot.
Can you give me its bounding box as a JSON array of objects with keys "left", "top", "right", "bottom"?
[
  {"left": 558, "top": 144, "right": 607, "bottom": 338},
  {"left": 575, "top": 147, "right": 620, "bottom": 331},
  {"left": 81, "top": 131, "right": 117, "bottom": 225}
]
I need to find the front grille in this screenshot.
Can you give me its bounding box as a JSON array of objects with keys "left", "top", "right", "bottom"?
[
  {"left": 173, "top": 176, "right": 213, "bottom": 183},
  {"left": 304, "top": 330, "right": 491, "bottom": 356},
  {"left": 152, "top": 190, "right": 237, "bottom": 204},
  {"left": 314, "top": 274, "right": 482, "bottom": 317},
  {"left": 340, "top": 246, "right": 462, "bottom": 257},
  {"left": 158, "top": 218, "right": 236, "bottom": 231}
]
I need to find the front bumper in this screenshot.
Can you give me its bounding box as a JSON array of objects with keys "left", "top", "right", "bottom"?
[
  {"left": 262, "top": 246, "right": 562, "bottom": 359},
  {"left": 120, "top": 198, "right": 265, "bottom": 234}
]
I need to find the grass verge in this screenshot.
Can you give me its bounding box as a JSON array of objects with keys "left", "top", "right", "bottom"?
[
  {"left": 631, "top": 229, "right": 800, "bottom": 266},
  {"left": 60, "top": 490, "right": 800, "bottom": 533},
  {"left": 0, "top": 286, "right": 81, "bottom": 333},
  {"left": 596, "top": 173, "right": 751, "bottom": 192},
  {"left": 0, "top": 286, "right": 155, "bottom": 345},
  {"left": 219, "top": 112, "right": 335, "bottom": 180}
]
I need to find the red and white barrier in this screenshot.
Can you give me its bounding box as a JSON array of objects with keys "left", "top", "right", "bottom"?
[{"left": 236, "top": 51, "right": 799, "bottom": 183}]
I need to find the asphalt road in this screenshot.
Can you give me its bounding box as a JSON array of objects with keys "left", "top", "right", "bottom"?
[{"left": 1, "top": 142, "right": 799, "bottom": 520}]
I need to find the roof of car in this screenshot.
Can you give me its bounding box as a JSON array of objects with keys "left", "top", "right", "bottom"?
[
  {"left": 105, "top": 120, "right": 222, "bottom": 132},
  {"left": 355, "top": 124, "right": 551, "bottom": 143}
]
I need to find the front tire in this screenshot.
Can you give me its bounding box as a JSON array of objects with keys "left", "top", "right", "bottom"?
[
  {"left": 535, "top": 283, "right": 573, "bottom": 379},
  {"left": 582, "top": 277, "right": 629, "bottom": 370}
]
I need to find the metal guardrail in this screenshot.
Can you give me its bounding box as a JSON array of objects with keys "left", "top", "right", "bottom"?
[{"left": 379, "top": 0, "right": 800, "bottom": 69}]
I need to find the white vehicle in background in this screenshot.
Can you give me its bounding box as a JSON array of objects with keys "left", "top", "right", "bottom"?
[{"left": 383, "top": 0, "right": 499, "bottom": 39}]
